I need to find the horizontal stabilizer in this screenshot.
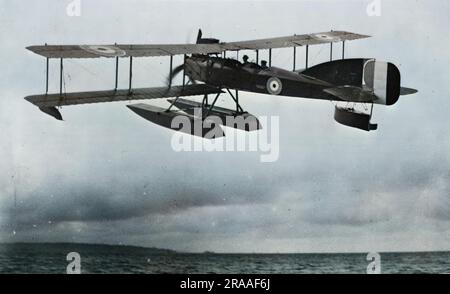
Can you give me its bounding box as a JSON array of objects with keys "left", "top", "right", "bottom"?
[
  {"left": 400, "top": 87, "right": 418, "bottom": 96},
  {"left": 324, "top": 86, "right": 377, "bottom": 103},
  {"left": 168, "top": 98, "right": 262, "bottom": 131},
  {"left": 127, "top": 103, "right": 224, "bottom": 139}
]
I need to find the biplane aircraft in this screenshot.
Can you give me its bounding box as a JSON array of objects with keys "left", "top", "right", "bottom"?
[{"left": 25, "top": 29, "right": 417, "bottom": 138}]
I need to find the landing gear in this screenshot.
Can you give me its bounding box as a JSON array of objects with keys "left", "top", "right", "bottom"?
[
  {"left": 165, "top": 79, "right": 194, "bottom": 112},
  {"left": 166, "top": 86, "right": 245, "bottom": 119},
  {"left": 202, "top": 92, "right": 221, "bottom": 118},
  {"left": 163, "top": 86, "right": 261, "bottom": 132},
  {"left": 225, "top": 89, "right": 244, "bottom": 114},
  {"left": 201, "top": 88, "right": 244, "bottom": 118}
]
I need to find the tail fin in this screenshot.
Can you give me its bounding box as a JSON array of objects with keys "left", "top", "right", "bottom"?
[{"left": 302, "top": 58, "right": 401, "bottom": 106}]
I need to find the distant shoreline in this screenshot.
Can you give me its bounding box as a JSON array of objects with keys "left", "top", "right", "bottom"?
[{"left": 1, "top": 242, "right": 449, "bottom": 255}]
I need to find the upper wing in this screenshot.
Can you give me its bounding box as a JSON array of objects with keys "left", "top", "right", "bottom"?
[
  {"left": 26, "top": 44, "right": 223, "bottom": 59},
  {"left": 221, "top": 31, "right": 370, "bottom": 51},
  {"left": 26, "top": 31, "right": 369, "bottom": 59}
]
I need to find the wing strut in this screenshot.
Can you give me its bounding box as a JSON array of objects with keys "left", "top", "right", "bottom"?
[
  {"left": 182, "top": 54, "right": 186, "bottom": 88},
  {"left": 342, "top": 41, "right": 345, "bottom": 59},
  {"left": 114, "top": 55, "right": 119, "bottom": 91},
  {"left": 235, "top": 90, "right": 239, "bottom": 112},
  {"left": 269, "top": 49, "right": 272, "bottom": 67},
  {"left": 330, "top": 42, "right": 333, "bottom": 61},
  {"left": 128, "top": 56, "right": 133, "bottom": 93},
  {"left": 305, "top": 45, "right": 309, "bottom": 69},
  {"left": 293, "top": 46, "right": 296, "bottom": 71},
  {"left": 45, "top": 44, "right": 49, "bottom": 94},
  {"left": 169, "top": 55, "right": 173, "bottom": 88},
  {"left": 59, "top": 58, "right": 63, "bottom": 96}
]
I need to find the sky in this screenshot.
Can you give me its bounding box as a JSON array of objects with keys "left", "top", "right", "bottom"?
[{"left": 0, "top": 0, "right": 449, "bottom": 253}]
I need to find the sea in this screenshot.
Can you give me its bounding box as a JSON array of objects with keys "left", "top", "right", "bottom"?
[{"left": 0, "top": 243, "right": 448, "bottom": 274}]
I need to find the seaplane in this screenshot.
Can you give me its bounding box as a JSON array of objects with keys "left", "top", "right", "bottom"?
[{"left": 25, "top": 29, "right": 417, "bottom": 138}]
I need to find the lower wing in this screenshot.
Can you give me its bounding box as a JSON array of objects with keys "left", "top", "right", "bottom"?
[{"left": 25, "top": 84, "right": 222, "bottom": 120}]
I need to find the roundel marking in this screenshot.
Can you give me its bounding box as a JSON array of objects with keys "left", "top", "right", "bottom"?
[
  {"left": 80, "top": 45, "right": 126, "bottom": 57},
  {"left": 311, "top": 33, "right": 338, "bottom": 42},
  {"left": 266, "top": 77, "right": 282, "bottom": 95}
]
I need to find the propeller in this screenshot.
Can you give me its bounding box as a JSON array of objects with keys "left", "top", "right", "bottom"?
[
  {"left": 166, "top": 64, "right": 184, "bottom": 87},
  {"left": 166, "top": 63, "right": 198, "bottom": 89},
  {"left": 165, "top": 29, "right": 203, "bottom": 89},
  {"left": 196, "top": 29, "right": 202, "bottom": 44}
]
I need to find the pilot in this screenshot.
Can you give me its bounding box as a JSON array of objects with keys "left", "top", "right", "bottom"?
[
  {"left": 261, "top": 60, "right": 268, "bottom": 69},
  {"left": 242, "top": 54, "right": 249, "bottom": 64}
]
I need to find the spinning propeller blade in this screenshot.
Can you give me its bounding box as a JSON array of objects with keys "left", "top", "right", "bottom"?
[
  {"left": 196, "top": 29, "right": 203, "bottom": 44},
  {"left": 167, "top": 64, "right": 184, "bottom": 87},
  {"left": 165, "top": 29, "right": 203, "bottom": 91}
]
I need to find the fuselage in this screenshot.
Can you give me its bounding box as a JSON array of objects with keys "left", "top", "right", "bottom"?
[
  {"left": 184, "top": 55, "right": 401, "bottom": 106},
  {"left": 184, "top": 54, "right": 336, "bottom": 101}
]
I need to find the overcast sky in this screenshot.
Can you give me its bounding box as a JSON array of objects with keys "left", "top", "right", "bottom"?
[{"left": 0, "top": 0, "right": 449, "bottom": 253}]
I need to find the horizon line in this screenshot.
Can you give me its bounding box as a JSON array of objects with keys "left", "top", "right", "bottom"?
[{"left": 2, "top": 241, "right": 449, "bottom": 255}]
